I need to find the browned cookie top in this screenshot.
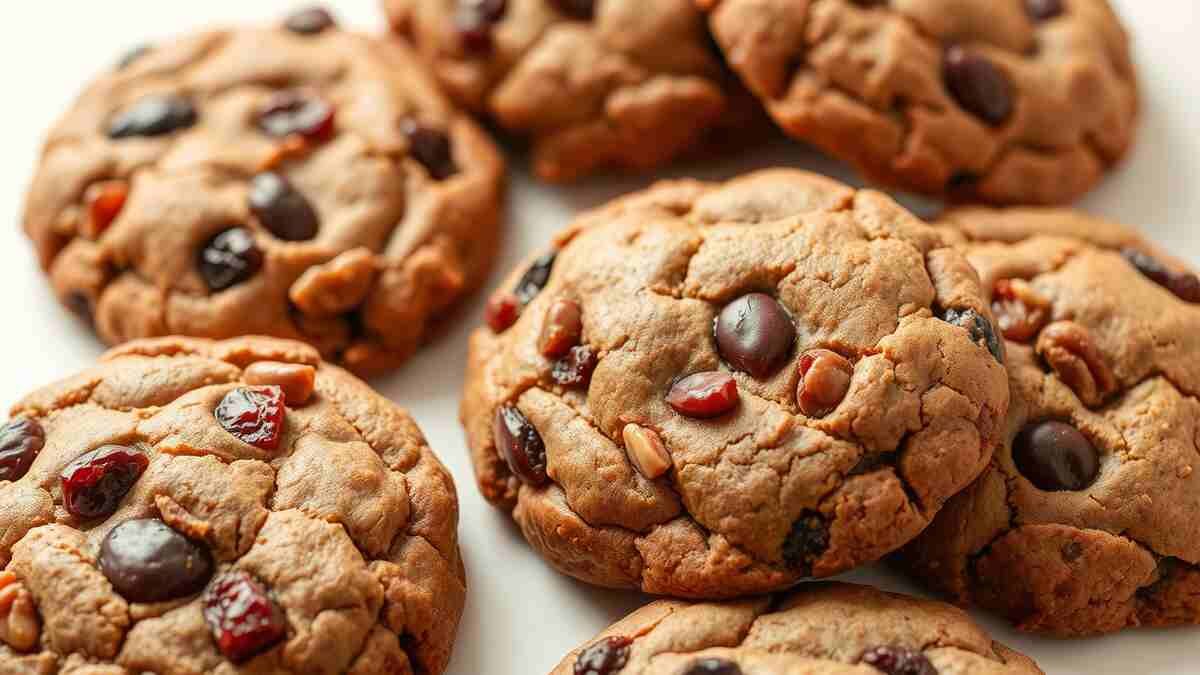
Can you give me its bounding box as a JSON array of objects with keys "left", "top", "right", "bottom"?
[
  {"left": 550, "top": 582, "right": 1042, "bottom": 675},
  {"left": 384, "top": 0, "right": 756, "bottom": 181},
  {"left": 23, "top": 8, "right": 505, "bottom": 376},
  {"left": 461, "top": 170, "right": 1008, "bottom": 598},
  {"left": 702, "top": 0, "right": 1137, "bottom": 205},
  {"left": 901, "top": 208, "right": 1200, "bottom": 636},
  {"left": 0, "top": 336, "right": 464, "bottom": 673}
]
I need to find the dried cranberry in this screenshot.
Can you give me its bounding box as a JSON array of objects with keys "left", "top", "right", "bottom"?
[
  {"left": 515, "top": 251, "right": 557, "bottom": 304},
  {"left": 1012, "top": 420, "right": 1099, "bottom": 492},
  {"left": 1121, "top": 248, "right": 1200, "bottom": 303},
  {"left": 100, "top": 519, "right": 213, "bottom": 603},
  {"left": 203, "top": 570, "right": 287, "bottom": 663},
  {"left": 400, "top": 118, "right": 458, "bottom": 180},
  {"left": 199, "top": 227, "right": 263, "bottom": 291},
  {"left": 455, "top": 0, "right": 507, "bottom": 52},
  {"left": 1025, "top": 0, "right": 1064, "bottom": 21},
  {"left": 940, "top": 308, "right": 1003, "bottom": 363},
  {"left": 943, "top": 46, "right": 1013, "bottom": 126},
  {"left": 666, "top": 372, "right": 739, "bottom": 419},
  {"left": 216, "top": 386, "right": 286, "bottom": 451},
  {"left": 551, "top": 0, "right": 595, "bottom": 20},
  {"left": 715, "top": 293, "right": 796, "bottom": 378},
  {"left": 116, "top": 44, "right": 152, "bottom": 70},
  {"left": 552, "top": 345, "right": 598, "bottom": 388},
  {"left": 782, "top": 511, "right": 828, "bottom": 573},
  {"left": 60, "top": 445, "right": 149, "bottom": 519},
  {"left": 248, "top": 173, "right": 319, "bottom": 241},
  {"left": 486, "top": 292, "right": 521, "bottom": 333},
  {"left": 0, "top": 418, "right": 45, "bottom": 482},
  {"left": 108, "top": 94, "right": 197, "bottom": 139},
  {"left": 683, "top": 659, "right": 743, "bottom": 675},
  {"left": 860, "top": 645, "right": 937, "bottom": 675},
  {"left": 574, "top": 636, "right": 631, "bottom": 675},
  {"left": 257, "top": 90, "right": 335, "bottom": 141},
  {"left": 493, "top": 404, "right": 547, "bottom": 486},
  {"left": 284, "top": 6, "right": 336, "bottom": 34},
  {"left": 84, "top": 180, "right": 129, "bottom": 237}
]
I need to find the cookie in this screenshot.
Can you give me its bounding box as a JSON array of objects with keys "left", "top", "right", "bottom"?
[
  {"left": 384, "top": 0, "right": 761, "bottom": 181},
  {"left": 550, "top": 582, "right": 1042, "bottom": 674},
  {"left": 22, "top": 7, "right": 505, "bottom": 376},
  {"left": 899, "top": 207, "right": 1200, "bottom": 636},
  {"left": 701, "top": 0, "right": 1137, "bottom": 205},
  {"left": 0, "top": 336, "right": 464, "bottom": 673},
  {"left": 461, "top": 169, "right": 1008, "bottom": 597}
]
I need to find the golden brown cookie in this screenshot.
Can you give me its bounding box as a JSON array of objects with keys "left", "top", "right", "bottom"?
[
  {"left": 22, "top": 7, "right": 505, "bottom": 376},
  {"left": 0, "top": 336, "right": 464, "bottom": 672},
  {"left": 461, "top": 170, "right": 1008, "bottom": 598}
]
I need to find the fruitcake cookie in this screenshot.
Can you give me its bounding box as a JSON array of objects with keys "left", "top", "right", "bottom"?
[
  {"left": 900, "top": 207, "right": 1200, "bottom": 636},
  {"left": 23, "top": 7, "right": 505, "bottom": 376},
  {"left": 384, "top": 0, "right": 760, "bottom": 181},
  {"left": 551, "top": 582, "right": 1042, "bottom": 675},
  {"left": 700, "top": 0, "right": 1138, "bottom": 205},
  {"left": 0, "top": 336, "right": 464, "bottom": 673},
  {"left": 461, "top": 169, "right": 1008, "bottom": 597}
]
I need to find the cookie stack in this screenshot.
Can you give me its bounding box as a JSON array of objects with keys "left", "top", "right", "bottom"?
[{"left": 5, "top": 1, "right": 1193, "bottom": 674}]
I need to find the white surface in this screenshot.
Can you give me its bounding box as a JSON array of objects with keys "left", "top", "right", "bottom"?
[{"left": 0, "top": 2, "right": 1198, "bottom": 674}]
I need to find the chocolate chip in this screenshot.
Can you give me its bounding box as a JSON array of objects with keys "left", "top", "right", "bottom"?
[
  {"left": 456, "top": 0, "right": 508, "bottom": 52},
  {"left": 860, "top": 645, "right": 937, "bottom": 675},
  {"left": 116, "top": 44, "right": 152, "bottom": 70},
  {"left": 100, "top": 519, "right": 214, "bottom": 603},
  {"left": 0, "top": 418, "right": 44, "bottom": 482},
  {"left": 257, "top": 90, "right": 335, "bottom": 141},
  {"left": 682, "top": 658, "right": 743, "bottom": 675},
  {"left": 199, "top": 227, "right": 263, "bottom": 292},
  {"left": 494, "top": 404, "right": 547, "bottom": 486},
  {"left": 715, "top": 293, "right": 796, "bottom": 378},
  {"left": 1013, "top": 420, "right": 1099, "bottom": 491},
  {"left": 574, "top": 636, "right": 631, "bottom": 675},
  {"left": 552, "top": 345, "right": 599, "bottom": 388},
  {"left": 782, "top": 511, "right": 828, "bottom": 572},
  {"left": 400, "top": 118, "right": 459, "bottom": 180},
  {"left": 108, "top": 94, "right": 197, "bottom": 139},
  {"left": 1121, "top": 248, "right": 1200, "bottom": 303},
  {"left": 284, "top": 6, "right": 337, "bottom": 34},
  {"left": 941, "top": 308, "right": 1003, "bottom": 363},
  {"left": 943, "top": 46, "right": 1014, "bottom": 126},
  {"left": 550, "top": 0, "right": 595, "bottom": 20},
  {"left": 249, "top": 173, "right": 319, "bottom": 241},
  {"left": 1025, "top": 0, "right": 1064, "bottom": 21},
  {"left": 666, "top": 372, "right": 740, "bottom": 419},
  {"left": 515, "top": 251, "right": 558, "bottom": 304}
]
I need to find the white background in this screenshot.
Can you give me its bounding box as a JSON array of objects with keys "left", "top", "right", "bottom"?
[{"left": 1, "top": 2, "right": 1198, "bottom": 674}]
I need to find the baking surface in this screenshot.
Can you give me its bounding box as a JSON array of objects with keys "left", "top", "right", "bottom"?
[{"left": 1, "top": 2, "right": 1197, "bottom": 673}]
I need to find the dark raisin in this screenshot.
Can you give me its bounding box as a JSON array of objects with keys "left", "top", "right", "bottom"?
[
  {"left": 1012, "top": 420, "right": 1099, "bottom": 491},
  {"left": 203, "top": 570, "right": 287, "bottom": 663},
  {"left": 199, "top": 227, "right": 263, "bottom": 291},
  {"left": 108, "top": 94, "right": 197, "bottom": 139},
  {"left": 574, "top": 636, "right": 632, "bottom": 675},
  {"left": 455, "top": 0, "right": 508, "bottom": 52},
  {"left": 116, "top": 44, "right": 152, "bottom": 70},
  {"left": 493, "top": 404, "right": 547, "bottom": 486},
  {"left": 682, "top": 658, "right": 743, "bottom": 675},
  {"left": 400, "top": 118, "right": 459, "bottom": 180},
  {"left": 515, "top": 251, "right": 558, "bottom": 304},
  {"left": 782, "top": 511, "right": 828, "bottom": 573},
  {"left": 60, "top": 445, "right": 150, "bottom": 519},
  {"left": 215, "top": 386, "right": 286, "bottom": 451},
  {"left": 714, "top": 293, "right": 796, "bottom": 378},
  {"left": 666, "top": 372, "right": 739, "bottom": 419},
  {"left": 940, "top": 308, "right": 1003, "bottom": 363},
  {"left": 257, "top": 90, "right": 335, "bottom": 141},
  {"left": 284, "top": 6, "right": 337, "bottom": 34},
  {"left": 1121, "top": 248, "right": 1200, "bottom": 303},
  {"left": 248, "top": 173, "right": 319, "bottom": 241},
  {"left": 0, "top": 418, "right": 45, "bottom": 482},
  {"left": 551, "top": 0, "right": 595, "bottom": 20},
  {"left": 552, "top": 345, "right": 598, "bottom": 388},
  {"left": 1025, "top": 0, "right": 1064, "bottom": 21},
  {"left": 100, "top": 519, "right": 214, "bottom": 603},
  {"left": 860, "top": 645, "right": 937, "bottom": 675},
  {"left": 943, "top": 46, "right": 1014, "bottom": 126}
]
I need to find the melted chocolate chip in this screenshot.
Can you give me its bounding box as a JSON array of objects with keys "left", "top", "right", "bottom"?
[
  {"left": 1121, "top": 248, "right": 1200, "bottom": 303},
  {"left": 1012, "top": 420, "right": 1099, "bottom": 491},
  {"left": 574, "top": 636, "right": 632, "bottom": 675},
  {"left": 515, "top": 251, "right": 557, "bottom": 304},
  {"left": 715, "top": 293, "right": 796, "bottom": 378},
  {"left": 284, "top": 6, "right": 337, "bottom": 34},
  {"left": 249, "top": 172, "right": 319, "bottom": 241},
  {"left": 198, "top": 228, "right": 263, "bottom": 292},
  {"left": 400, "top": 118, "right": 459, "bottom": 180},
  {"left": 494, "top": 404, "right": 547, "bottom": 486},
  {"left": 943, "top": 46, "right": 1014, "bottom": 126},
  {"left": 0, "top": 418, "right": 45, "bottom": 482},
  {"left": 782, "top": 511, "right": 828, "bottom": 573},
  {"left": 941, "top": 308, "right": 1003, "bottom": 363},
  {"left": 108, "top": 94, "right": 197, "bottom": 139},
  {"left": 100, "top": 519, "right": 214, "bottom": 603},
  {"left": 860, "top": 645, "right": 938, "bottom": 675},
  {"left": 683, "top": 658, "right": 743, "bottom": 675}
]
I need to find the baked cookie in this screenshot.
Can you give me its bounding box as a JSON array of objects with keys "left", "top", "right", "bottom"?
[
  {"left": 461, "top": 170, "right": 1008, "bottom": 597},
  {"left": 701, "top": 0, "right": 1137, "bottom": 205},
  {"left": 900, "top": 207, "right": 1200, "bottom": 636},
  {"left": 23, "top": 7, "right": 505, "bottom": 376},
  {"left": 551, "top": 582, "right": 1042, "bottom": 675},
  {"left": 384, "top": 0, "right": 760, "bottom": 181},
  {"left": 0, "top": 336, "right": 464, "bottom": 673}
]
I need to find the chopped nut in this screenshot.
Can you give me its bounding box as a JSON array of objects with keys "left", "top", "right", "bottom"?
[
  {"left": 992, "top": 279, "right": 1051, "bottom": 343},
  {"left": 539, "top": 299, "right": 583, "bottom": 358},
  {"left": 1037, "top": 321, "right": 1117, "bottom": 406},
  {"left": 622, "top": 424, "right": 671, "bottom": 480},
  {"left": 797, "top": 349, "right": 853, "bottom": 417},
  {"left": 0, "top": 572, "right": 40, "bottom": 653},
  {"left": 485, "top": 292, "right": 520, "bottom": 333},
  {"left": 288, "top": 248, "right": 379, "bottom": 317},
  {"left": 244, "top": 361, "right": 317, "bottom": 405}
]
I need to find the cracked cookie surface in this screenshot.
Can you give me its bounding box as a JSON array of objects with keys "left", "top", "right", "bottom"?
[
  {"left": 549, "top": 581, "right": 1042, "bottom": 674},
  {"left": 384, "top": 0, "right": 761, "bottom": 181},
  {"left": 461, "top": 170, "right": 1008, "bottom": 598},
  {"left": 0, "top": 336, "right": 464, "bottom": 673},
  {"left": 701, "top": 0, "right": 1137, "bottom": 205},
  {"left": 22, "top": 10, "right": 505, "bottom": 376},
  {"left": 899, "top": 207, "right": 1200, "bottom": 636}
]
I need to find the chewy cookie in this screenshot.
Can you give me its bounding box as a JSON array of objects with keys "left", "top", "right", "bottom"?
[
  {"left": 551, "top": 582, "right": 1042, "bottom": 675},
  {"left": 23, "top": 8, "right": 505, "bottom": 376},
  {"left": 461, "top": 170, "right": 1008, "bottom": 597},
  {"left": 701, "top": 0, "right": 1137, "bottom": 205},
  {"left": 0, "top": 336, "right": 464, "bottom": 673},
  {"left": 900, "top": 208, "right": 1200, "bottom": 636},
  {"left": 384, "top": 0, "right": 758, "bottom": 181}
]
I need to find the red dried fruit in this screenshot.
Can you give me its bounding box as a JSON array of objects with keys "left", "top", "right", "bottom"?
[
  {"left": 60, "top": 445, "right": 149, "bottom": 520},
  {"left": 666, "top": 372, "right": 739, "bottom": 419},
  {"left": 574, "top": 636, "right": 632, "bottom": 675},
  {"left": 0, "top": 418, "right": 45, "bottom": 482},
  {"left": 1122, "top": 248, "right": 1200, "bottom": 303},
  {"left": 216, "top": 386, "right": 286, "bottom": 451},
  {"left": 257, "top": 90, "right": 335, "bottom": 142},
  {"left": 493, "top": 404, "right": 547, "bottom": 486},
  {"left": 540, "top": 299, "right": 583, "bottom": 358},
  {"left": 203, "top": 570, "right": 287, "bottom": 664},
  {"left": 860, "top": 645, "right": 937, "bottom": 675},
  {"left": 485, "top": 292, "right": 520, "bottom": 333},
  {"left": 84, "top": 181, "right": 129, "bottom": 238},
  {"left": 552, "top": 345, "right": 598, "bottom": 388}
]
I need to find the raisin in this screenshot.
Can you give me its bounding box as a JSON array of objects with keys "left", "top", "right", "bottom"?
[
  {"left": 940, "top": 308, "right": 1003, "bottom": 363},
  {"left": 0, "top": 418, "right": 45, "bottom": 482},
  {"left": 60, "top": 445, "right": 149, "bottom": 520},
  {"left": 215, "top": 386, "right": 286, "bottom": 451},
  {"left": 782, "top": 511, "right": 828, "bottom": 573},
  {"left": 860, "top": 645, "right": 937, "bottom": 675},
  {"left": 493, "top": 404, "right": 547, "bottom": 486},
  {"left": 574, "top": 636, "right": 632, "bottom": 675}
]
